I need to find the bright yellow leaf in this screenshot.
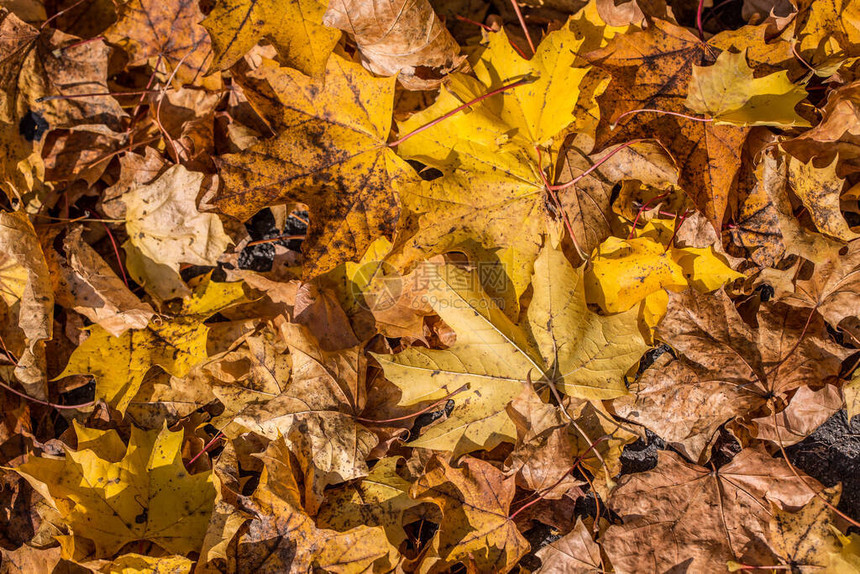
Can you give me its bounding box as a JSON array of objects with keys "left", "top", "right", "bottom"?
[
  {"left": 685, "top": 50, "right": 810, "bottom": 127},
  {"left": 15, "top": 422, "right": 214, "bottom": 560},
  {"left": 202, "top": 0, "right": 339, "bottom": 75},
  {"left": 57, "top": 277, "right": 247, "bottom": 412}
]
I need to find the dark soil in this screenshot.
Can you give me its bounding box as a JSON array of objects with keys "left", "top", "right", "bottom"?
[{"left": 787, "top": 410, "right": 860, "bottom": 523}]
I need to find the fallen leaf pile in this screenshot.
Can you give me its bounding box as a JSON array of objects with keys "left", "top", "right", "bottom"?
[{"left": 2, "top": 0, "right": 860, "bottom": 572}]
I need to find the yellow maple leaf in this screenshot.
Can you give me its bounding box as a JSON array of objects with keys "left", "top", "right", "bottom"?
[
  {"left": 389, "top": 26, "right": 597, "bottom": 303},
  {"left": 685, "top": 50, "right": 810, "bottom": 127},
  {"left": 202, "top": 0, "right": 339, "bottom": 76},
  {"left": 15, "top": 422, "right": 214, "bottom": 560},
  {"left": 375, "top": 241, "right": 646, "bottom": 455},
  {"left": 585, "top": 220, "right": 743, "bottom": 331},
  {"left": 57, "top": 277, "right": 247, "bottom": 413}
]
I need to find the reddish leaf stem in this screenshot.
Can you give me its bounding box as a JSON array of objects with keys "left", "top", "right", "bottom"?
[
  {"left": 454, "top": 14, "right": 492, "bottom": 31},
  {"left": 612, "top": 108, "right": 713, "bottom": 127},
  {"left": 663, "top": 209, "right": 693, "bottom": 252},
  {"left": 535, "top": 146, "right": 587, "bottom": 260},
  {"left": 0, "top": 380, "right": 94, "bottom": 410},
  {"left": 41, "top": 0, "right": 89, "bottom": 29},
  {"left": 696, "top": 0, "right": 706, "bottom": 41},
  {"left": 508, "top": 0, "right": 536, "bottom": 56},
  {"left": 58, "top": 36, "right": 105, "bottom": 52},
  {"left": 187, "top": 430, "right": 224, "bottom": 467},
  {"left": 509, "top": 435, "right": 609, "bottom": 519},
  {"left": 388, "top": 77, "right": 532, "bottom": 148},
  {"left": 628, "top": 192, "right": 670, "bottom": 238},
  {"left": 547, "top": 139, "right": 645, "bottom": 192},
  {"left": 356, "top": 384, "right": 468, "bottom": 424},
  {"left": 95, "top": 214, "right": 129, "bottom": 287}
]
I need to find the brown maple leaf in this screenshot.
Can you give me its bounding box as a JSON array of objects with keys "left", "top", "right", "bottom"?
[
  {"left": 602, "top": 447, "right": 820, "bottom": 573},
  {"left": 612, "top": 288, "right": 850, "bottom": 461},
  {"left": 585, "top": 19, "right": 749, "bottom": 230},
  {"left": 104, "top": 0, "right": 213, "bottom": 85}
]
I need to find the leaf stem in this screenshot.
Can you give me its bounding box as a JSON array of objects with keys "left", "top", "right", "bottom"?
[
  {"left": 0, "top": 380, "right": 94, "bottom": 410},
  {"left": 388, "top": 77, "right": 533, "bottom": 148},
  {"left": 535, "top": 146, "right": 587, "bottom": 260},
  {"left": 356, "top": 384, "right": 468, "bottom": 424},
  {"left": 628, "top": 192, "right": 670, "bottom": 239},
  {"left": 41, "top": 0, "right": 90, "bottom": 29},
  {"left": 696, "top": 0, "right": 706, "bottom": 41},
  {"left": 186, "top": 430, "right": 224, "bottom": 467},
  {"left": 547, "top": 139, "right": 645, "bottom": 192},
  {"left": 612, "top": 108, "right": 712, "bottom": 128},
  {"left": 508, "top": 0, "right": 536, "bottom": 56}
]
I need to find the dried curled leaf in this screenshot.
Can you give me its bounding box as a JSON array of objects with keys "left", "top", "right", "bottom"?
[{"left": 323, "top": 0, "right": 464, "bottom": 90}]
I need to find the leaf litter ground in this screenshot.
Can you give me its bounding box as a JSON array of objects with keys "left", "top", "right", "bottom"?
[{"left": 2, "top": 0, "right": 860, "bottom": 573}]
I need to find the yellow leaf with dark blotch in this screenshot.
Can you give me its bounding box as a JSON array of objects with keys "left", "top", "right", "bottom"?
[
  {"left": 410, "top": 456, "right": 529, "bottom": 574},
  {"left": 585, "top": 220, "right": 742, "bottom": 319},
  {"left": 585, "top": 235, "right": 687, "bottom": 314},
  {"left": 685, "top": 50, "right": 809, "bottom": 127},
  {"left": 202, "top": 0, "right": 339, "bottom": 76},
  {"left": 768, "top": 486, "right": 860, "bottom": 572},
  {"left": 104, "top": 0, "right": 213, "bottom": 86},
  {"left": 57, "top": 278, "right": 247, "bottom": 413},
  {"left": 375, "top": 243, "right": 646, "bottom": 455},
  {"left": 323, "top": 0, "right": 463, "bottom": 90},
  {"left": 787, "top": 156, "right": 859, "bottom": 241},
  {"left": 585, "top": 19, "right": 749, "bottom": 229},
  {"left": 213, "top": 54, "right": 413, "bottom": 279},
  {"left": 14, "top": 422, "right": 214, "bottom": 560}
]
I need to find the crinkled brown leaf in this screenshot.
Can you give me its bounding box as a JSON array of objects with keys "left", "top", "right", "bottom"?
[
  {"left": 323, "top": 0, "right": 464, "bottom": 90},
  {"left": 602, "top": 447, "right": 820, "bottom": 573},
  {"left": 410, "top": 455, "right": 530, "bottom": 573}
]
